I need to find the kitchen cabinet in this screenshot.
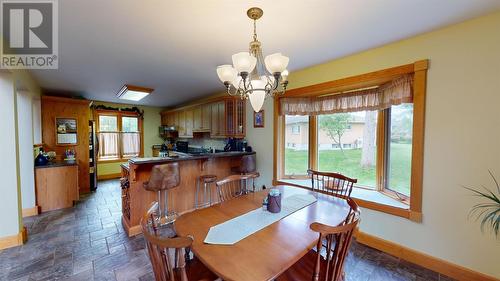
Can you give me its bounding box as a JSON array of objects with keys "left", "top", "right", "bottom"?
[
  {"left": 225, "top": 99, "right": 245, "bottom": 138},
  {"left": 185, "top": 109, "right": 194, "bottom": 137},
  {"left": 202, "top": 103, "right": 212, "bottom": 131},
  {"left": 193, "top": 105, "right": 202, "bottom": 131},
  {"left": 160, "top": 97, "right": 245, "bottom": 139},
  {"left": 193, "top": 104, "right": 211, "bottom": 132},
  {"left": 235, "top": 98, "right": 245, "bottom": 137},
  {"left": 211, "top": 101, "right": 225, "bottom": 137},
  {"left": 178, "top": 110, "right": 186, "bottom": 136},
  {"left": 161, "top": 113, "right": 169, "bottom": 125},
  {"left": 35, "top": 164, "right": 79, "bottom": 212}
]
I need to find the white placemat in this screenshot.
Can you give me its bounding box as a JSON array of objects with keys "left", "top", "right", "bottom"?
[{"left": 204, "top": 194, "right": 317, "bottom": 245}]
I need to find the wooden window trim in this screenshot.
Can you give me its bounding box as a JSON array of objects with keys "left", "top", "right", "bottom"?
[
  {"left": 273, "top": 60, "right": 428, "bottom": 222},
  {"left": 95, "top": 109, "right": 144, "bottom": 163}
]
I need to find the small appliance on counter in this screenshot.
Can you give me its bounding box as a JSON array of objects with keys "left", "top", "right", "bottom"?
[
  {"left": 224, "top": 138, "right": 248, "bottom": 152},
  {"left": 35, "top": 148, "right": 49, "bottom": 166},
  {"left": 159, "top": 125, "right": 178, "bottom": 139},
  {"left": 176, "top": 141, "right": 189, "bottom": 153}
]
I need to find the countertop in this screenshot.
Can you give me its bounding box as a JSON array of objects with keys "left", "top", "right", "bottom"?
[
  {"left": 35, "top": 160, "right": 78, "bottom": 169},
  {"left": 128, "top": 151, "right": 255, "bottom": 165}
]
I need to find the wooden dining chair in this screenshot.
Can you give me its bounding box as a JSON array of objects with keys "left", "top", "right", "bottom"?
[
  {"left": 141, "top": 202, "right": 218, "bottom": 281},
  {"left": 215, "top": 174, "right": 253, "bottom": 202},
  {"left": 276, "top": 198, "right": 360, "bottom": 281},
  {"left": 307, "top": 169, "right": 357, "bottom": 199}
]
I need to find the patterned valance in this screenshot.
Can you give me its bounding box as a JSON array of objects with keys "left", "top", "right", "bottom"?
[{"left": 280, "top": 74, "right": 413, "bottom": 116}]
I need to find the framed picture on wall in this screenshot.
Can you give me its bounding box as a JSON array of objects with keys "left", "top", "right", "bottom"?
[
  {"left": 254, "top": 110, "right": 264, "bottom": 128},
  {"left": 56, "top": 118, "right": 78, "bottom": 145}
]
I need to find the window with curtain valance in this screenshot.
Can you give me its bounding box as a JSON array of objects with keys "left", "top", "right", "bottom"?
[
  {"left": 95, "top": 110, "right": 143, "bottom": 162},
  {"left": 279, "top": 74, "right": 413, "bottom": 115},
  {"left": 274, "top": 60, "right": 428, "bottom": 221}
]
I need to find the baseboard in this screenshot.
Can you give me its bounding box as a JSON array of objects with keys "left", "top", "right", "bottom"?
[
  {"left": 355, "top": 231, "right": 499, "bottom": 281},
  {"left": 0, "top": 231, "right": 24, "bottom": 250},
  {"left": 97, "top": 173, "right": 121, "bottom": 181},
  {"left": 22, "top": 206, "right": 39, "bottom": 217}
]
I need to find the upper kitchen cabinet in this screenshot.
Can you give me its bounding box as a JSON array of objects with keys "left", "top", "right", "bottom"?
[
  {"left": 225, "top": 98, "right": 245, "bottom": 138},
  {"left": 210, "top": 101, "right": 225, "bottom": 138},
  {"left": 184, "top": 108, "right": 194, "bottom": 137},
  {"left": 160, "top": 97, "right": 246, "bottom": 138},
  {"left": 201, "top": 103, "right": 212, "bottom": 131},
  {"left": 193, "top": 104, "right": 211, "bottom": 132},
  {"left": 177, "top": 110, "right": 186, "bottom": 137}
]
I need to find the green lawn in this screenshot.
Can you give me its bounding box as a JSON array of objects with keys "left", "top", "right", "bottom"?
[{"left": 285, "top": 143, "right": 412, "bottom": 195}]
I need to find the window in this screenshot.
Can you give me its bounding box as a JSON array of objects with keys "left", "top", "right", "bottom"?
[
  {"left": 274, "top": 60, "right": 428, "bottom": 221},
  {"left": 284, "top": 115, "right": 309, "bottom": 177},
  {"left": 386, "top": 104, "right": 413, "bottom": 196},
  {"left": 318, "top": 111, "right": 378, "bottom": 187},
  {"left": 97, "top": 111, "right": 143, "bottom": 161}
]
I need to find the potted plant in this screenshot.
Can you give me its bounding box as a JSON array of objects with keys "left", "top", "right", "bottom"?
[{"left": 463, "top": 170, "right": 500, "bottom": 238}]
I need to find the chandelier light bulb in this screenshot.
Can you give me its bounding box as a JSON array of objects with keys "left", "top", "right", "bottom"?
[
  {"left": 232, "top": 52, "right": 257, "bottom": 74},
  {"left": 281, "top": 69, "right": 289, "bottom": 81},
  {"left": 216, "top": 65, "right": 238, "bottom": 83},
  {"left": 248, "top": 79, "right": 266, "bottom": 112},
  {"left": 264, "top": 53, "right": 289, "bottom": 74}
]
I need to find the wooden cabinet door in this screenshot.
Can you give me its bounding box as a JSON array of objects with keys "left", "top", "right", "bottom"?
[
  {"left": 193, "top": 106, "right": 202, "bottom": 131},
  {"left": 178, "top": 110, "right": 186, "bottom": 136},
  {"left": 218, "top": 101, "right": 226, "bottom": 136},
  {"left": 235, "top": 99, "right": 246, "bottom": 137},
  {"left": 211, "top": 102, "right": 219, "bottom": 136},
  {"left": 202, "top": 103, "right": 211, "bottom": 130},
  {"left": 167, "top": 112, "right": 175, "bottom": 126},
  {"left": 185, "top": 109, "right": 194, "bottom": 137},
  {"left": 161, "top": 112, "right": 168, "bottom": 126},
  {"left": 173, "top": 111, "right": 179, "bottom": 127},
  {"left": 225, "top": 99, "right": 235, "bottom": 136}
]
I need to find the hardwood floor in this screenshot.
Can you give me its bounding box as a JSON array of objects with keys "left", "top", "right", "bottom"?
[{"left": 0, "top": 180, "right": 455, "bottom": 281}]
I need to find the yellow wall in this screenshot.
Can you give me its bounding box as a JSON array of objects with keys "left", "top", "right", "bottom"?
[
  {"left": 0, "top": 68, "right": 41, "bottom": 239},
  {"left": 93, "top": 102, "right": 164, "bottom": 176},
  {"left": 245, "top": 10, "right": 500, "bottom": 278}
]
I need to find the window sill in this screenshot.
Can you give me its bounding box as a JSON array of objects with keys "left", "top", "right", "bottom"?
[{"left": 276, "top": 179, "right": 421, "bottom": 222}]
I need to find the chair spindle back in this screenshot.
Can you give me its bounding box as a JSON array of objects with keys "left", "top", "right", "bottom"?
[
  {"left": 308, "top": 169, "right": 357, "bottom": 199},
  {"left": 141, "top": 202, "right": 192, "bottom": 281}
]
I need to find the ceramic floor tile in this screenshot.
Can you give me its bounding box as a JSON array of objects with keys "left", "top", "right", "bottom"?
[{"left": 0, "top": 179, "right": 457, "bottom": 281}]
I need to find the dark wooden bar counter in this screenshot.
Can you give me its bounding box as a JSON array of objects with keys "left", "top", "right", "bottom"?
[{"left": 120, "top": 152, "right": 255, "bottom": 236}]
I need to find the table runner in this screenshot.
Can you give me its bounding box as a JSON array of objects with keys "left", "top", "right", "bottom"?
[{"left": 204, "top": 194, "right": 317, "bottom": 245}]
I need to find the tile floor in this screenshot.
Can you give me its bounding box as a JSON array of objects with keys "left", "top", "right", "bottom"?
[{"left": 0, "top": 179, "right": 455, "bottom": 281}]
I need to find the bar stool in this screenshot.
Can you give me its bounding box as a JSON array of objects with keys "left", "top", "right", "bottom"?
[
  {"left": 231, "top": 154, "right": 257, "bottom": 194},
  {"left": 143, "top": 162, "right": 180, "bottom": 225},
  {"left": 195, "top": 175, "right": 217, "bottom": 209}
]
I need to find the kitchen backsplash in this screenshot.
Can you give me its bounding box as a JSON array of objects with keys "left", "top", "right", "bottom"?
[{"left": 181, "top": 138, "right": 227, "bottom": 150}]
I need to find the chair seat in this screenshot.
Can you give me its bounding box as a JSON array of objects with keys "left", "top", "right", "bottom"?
[
  {"left": 183, "top": 256, "right": 219, "bottom": 281},
  {"left": 276, "top": 250, "right": 333, "bottom": 281}
]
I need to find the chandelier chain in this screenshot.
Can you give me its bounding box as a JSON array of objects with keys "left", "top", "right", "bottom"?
[{"left": 253, "top": 19, "right": 257, "bottom": 41}]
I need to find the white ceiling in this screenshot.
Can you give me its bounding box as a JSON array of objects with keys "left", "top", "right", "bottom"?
[{"left": 31, "top": 0, "right": 500, "bottom": 107}]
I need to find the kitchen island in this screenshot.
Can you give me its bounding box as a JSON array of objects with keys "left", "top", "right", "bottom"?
[{"left": 120, "top": 151, "right": 255, "bottom": 236}]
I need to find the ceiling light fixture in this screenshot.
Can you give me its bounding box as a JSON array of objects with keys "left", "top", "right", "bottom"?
[
  {"left": 216, "top": 7, "right": 289, "bottom": 112},
  {"left": 117, "top": 84, "right": 154, "bottom": 101}
]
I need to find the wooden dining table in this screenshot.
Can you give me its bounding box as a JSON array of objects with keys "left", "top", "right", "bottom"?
[{"left": 174, "top": 185, "right": 351, "bottom": 281}]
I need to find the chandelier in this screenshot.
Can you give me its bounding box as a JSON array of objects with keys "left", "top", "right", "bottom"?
[{"left": 216, "top": 7, "right": 289, "bottom": 112}]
